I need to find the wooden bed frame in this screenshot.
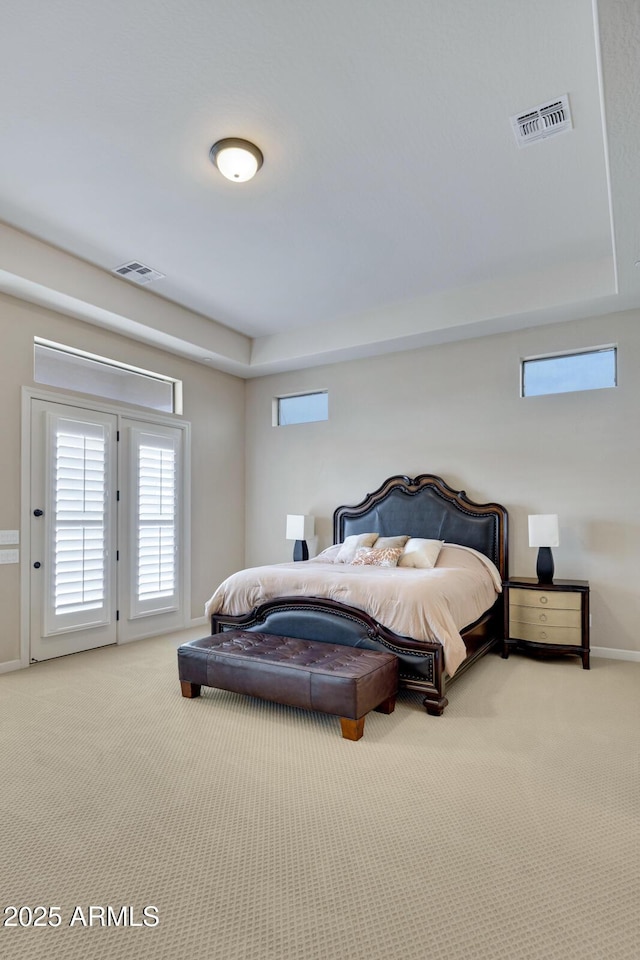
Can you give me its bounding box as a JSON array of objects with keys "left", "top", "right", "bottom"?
[{"left": 211, "top": 474, "right": 508, "bottom": 716}]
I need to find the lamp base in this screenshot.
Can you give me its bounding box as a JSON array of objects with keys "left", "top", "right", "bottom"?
[
  {"left": 293, "top": 540, "right": 309, "bottom": 562},
  {"left": 536, "top": 546, "right": 554, "bottom": 584}
]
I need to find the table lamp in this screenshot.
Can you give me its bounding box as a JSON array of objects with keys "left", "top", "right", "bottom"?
[
  {"left": 528, "top": 514, "right": 559, "bottom": 584},
  {"left": 286, "top": 514, "right": 315, "bottom": 561}
]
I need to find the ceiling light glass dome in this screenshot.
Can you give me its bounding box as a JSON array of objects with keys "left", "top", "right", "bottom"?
[{"left": 209, "top": 139, "right": 263, "bottom": 183}]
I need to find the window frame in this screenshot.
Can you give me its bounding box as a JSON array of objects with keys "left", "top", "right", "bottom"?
[
  {"left": 34, "top": 337, "right": 183, "bottom": 415},
  {"left": 273, "top": 390, "right": 329, "bottom": 427},
  {"left": 520, "top": 345, "right": 617, "bottom": 398}
]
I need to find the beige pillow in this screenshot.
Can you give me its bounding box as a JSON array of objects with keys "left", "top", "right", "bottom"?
[
  {"left": 398, "top": 538, "right": 443, "bottom": 569},
  {"left": 351, "top": 546, "right": 403, "bottom": 568},
  {"left": 313, "top": 545, "right": 342, "bottom": 563},
  {"left": 334, "top": 533, "right": 379, "bottom": 563},
  {"left": 374, "top": 535, "right": 409, "bottom": 550}
]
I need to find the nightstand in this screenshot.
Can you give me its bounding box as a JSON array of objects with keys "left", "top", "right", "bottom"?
[{"left": 502, "top": 578, "right": 590, "bottom": 669}]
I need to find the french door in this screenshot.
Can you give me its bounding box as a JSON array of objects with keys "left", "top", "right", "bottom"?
[{"left": 29, "top": 398, "right": 186, "bottom": 661}]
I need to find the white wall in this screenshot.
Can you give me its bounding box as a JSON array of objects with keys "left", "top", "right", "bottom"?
[
  {"left": 0, "top": 293, "right": 245, "bottom": 667},
  {"left": 3, "top": 293, "right": 638, "bottom": 666},
  {"left": 245, "top": 309, "right": 640, "bottom": 656}
]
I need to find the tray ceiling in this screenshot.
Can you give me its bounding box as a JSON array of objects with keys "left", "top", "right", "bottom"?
[{"left": 1, "top": 0, "right": 639, "bottom": 376}]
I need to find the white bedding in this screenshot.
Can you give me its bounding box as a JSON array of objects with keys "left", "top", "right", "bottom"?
[{"left": 204, "top": 544, "right": 501, "bottom": 676}]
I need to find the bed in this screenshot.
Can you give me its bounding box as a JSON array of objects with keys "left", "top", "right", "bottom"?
[{"left": 208, "top": 474, "right": 508, "bottom": 716}]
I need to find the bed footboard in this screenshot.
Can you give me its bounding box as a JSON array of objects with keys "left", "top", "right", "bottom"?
[{"left": 211, "top": 596, "right": 503, "bottom": 717}]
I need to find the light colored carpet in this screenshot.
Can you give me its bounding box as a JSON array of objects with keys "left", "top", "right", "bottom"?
[{"left": 0, "top": 631, "right": 638, "bottom": 960}]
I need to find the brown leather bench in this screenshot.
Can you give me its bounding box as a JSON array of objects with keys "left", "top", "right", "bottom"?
[{"left": 177, "top": 631, "right": 398, "bottom": 740}]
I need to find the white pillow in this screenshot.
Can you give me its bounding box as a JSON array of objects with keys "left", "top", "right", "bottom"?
[
  {"left": 334, "top": 533, "right": 379, "bottom": 563},
  {"left": 313, "top": 544, "right": 342, "bottom": 563},
  {"left": 398, "top": 538, "right": 443, "bottom": 569}
]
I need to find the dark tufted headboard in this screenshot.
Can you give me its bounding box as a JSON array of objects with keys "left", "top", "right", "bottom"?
[{"left": 333, "top": 474, "right": 508, "bottom": 580}]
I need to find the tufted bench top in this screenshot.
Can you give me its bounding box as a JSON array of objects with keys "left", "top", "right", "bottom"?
[{"left": 177, "top": 631, "right": 399, "bottom": 740}]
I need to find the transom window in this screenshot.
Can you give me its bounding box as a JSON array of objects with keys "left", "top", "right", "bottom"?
[
  {"left": 275, "top": 391, "right": 329, "bottom": 426},
  {"left": 34, "top": 338, "right": 182, "bottom": 414},
  {"left": 521, "top": 346, "right": 617, "bottom": 397}
]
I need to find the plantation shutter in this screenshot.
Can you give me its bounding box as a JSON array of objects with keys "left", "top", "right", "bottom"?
[
  {"left": 43, "top": 414, "right": 114, "bottom": 635},
  {"left": 130, "top": 426, "right": 180, "bottom": 617}
]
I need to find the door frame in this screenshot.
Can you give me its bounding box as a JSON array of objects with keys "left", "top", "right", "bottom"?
[{"left": 20, "top": 386, "right": 192, "bottom": 668}]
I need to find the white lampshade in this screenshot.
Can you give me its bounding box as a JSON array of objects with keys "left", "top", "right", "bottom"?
[
  {"left": 528, "top": 514, "right": 559, "bottom": 548},
  {"left": 286, "top": 514, "right": 315, "bottom": 541},
  {"left": 209, "top": 138, "right": 263, "bottom": 182}
]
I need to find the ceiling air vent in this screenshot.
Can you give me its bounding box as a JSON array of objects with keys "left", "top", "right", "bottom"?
[
  {"left": 113, "top": 261, "right": 165, "bottom": 284},
  {"left": 511, "top": 94, "right": 572, "bottom": 148}
]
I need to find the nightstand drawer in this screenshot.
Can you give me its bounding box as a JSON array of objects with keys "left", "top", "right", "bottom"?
[
  {"left": 509, "top": 604, "right": 581, "bottom": 629},
  {"left": 509, "top": 621, "right": 582, "bottom": 646},
  {"left": 508, "top": 588, "right": 581, "bottom": 611}
]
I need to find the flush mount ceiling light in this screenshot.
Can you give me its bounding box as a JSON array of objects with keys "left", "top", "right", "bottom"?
[{"left": 209, "top": 138, "right": 263, "bottom": 182}]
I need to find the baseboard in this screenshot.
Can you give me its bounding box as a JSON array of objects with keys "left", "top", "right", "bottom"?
[
  {"left": 591, "top": 646, "right": 640, "bottom": 662},
  {"left": 0, "top": 659, "right": 24, "bottom": 675}
]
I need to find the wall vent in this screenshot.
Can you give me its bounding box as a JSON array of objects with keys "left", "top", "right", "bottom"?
[
  {"left": 511, "top": 94, "right": 572, "bottom": 148},
  {"left": 113, "top": 261, "right": 165, "bottom": 284}
]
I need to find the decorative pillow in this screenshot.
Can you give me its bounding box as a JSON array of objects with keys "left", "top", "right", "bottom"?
[
  {"left": 398, "top": 538, "right": 444, "bottom": 569},
  {"left": 334, "top": 533, "right": 379, "bottom": 564},
  {"left": 374, "top": 535, "right": 409, "bottom": 550},
  {"left": 351, "top": 546, "right": 403, "bottom": 568}
]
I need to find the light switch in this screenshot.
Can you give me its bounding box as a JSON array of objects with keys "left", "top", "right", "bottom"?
[{"left": 0, "top": 530, "right": 19, "bottom": 545}]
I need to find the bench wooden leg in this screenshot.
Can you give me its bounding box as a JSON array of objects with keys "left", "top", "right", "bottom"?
[
  {"left": 374, "top": 696, "right": 396, "bottom": 715},
  {"left": 340, "top": 716, "right": 365, "bottom": 741},
  {"left": 180, "top": 680, "right": 201, "bottom": 698}
]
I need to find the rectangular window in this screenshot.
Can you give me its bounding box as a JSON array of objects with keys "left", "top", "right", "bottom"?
[
  {"left": 129, "top": 426, "right": 181, "bottom": 618},
  {"left": 34, "top": 339, "right": 182, "bottom": 414},
  {"left": 276, "top": 391, "right": 328, "bottom": 426},
  {"left": 43, "top": 411, "right": 115, "bottom": 637},
  {"left": 54, "top": 424, "right": 106, "bottom": 615},
  {"left": 521, "top": 347, "right": 616, "bottom": 397},
  {"left": 137, "top": 443, "right": 176, "bottom": 602}
]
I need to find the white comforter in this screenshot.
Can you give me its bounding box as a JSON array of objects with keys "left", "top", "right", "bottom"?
[{"left": 204, "top": 544, "right": 502, "bottom": 677}]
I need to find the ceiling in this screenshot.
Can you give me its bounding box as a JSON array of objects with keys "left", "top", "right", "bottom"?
[{"left": 1, "top": 0, "right": 639, "bottom": 377}]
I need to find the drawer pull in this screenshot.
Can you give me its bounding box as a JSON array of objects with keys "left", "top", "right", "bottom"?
[
  {"left": 539, "top": 613, "right": 547, "bottom": 622},
  {"left": 539, "top": 596, "right": 548, "bottom": 605},
  {"left": 539, "top": 632, "right": 548, "bottom": 640}
]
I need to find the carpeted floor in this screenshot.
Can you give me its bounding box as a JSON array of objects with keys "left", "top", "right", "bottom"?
[{"left": 1, "top": 630, "right": 638, "bottom": 960}]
